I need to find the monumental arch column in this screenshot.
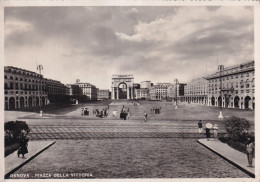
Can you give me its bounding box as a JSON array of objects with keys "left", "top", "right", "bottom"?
[
  {"left": 117, "top": 87, "right": 119, "bottom": 99},
  {"left": 111, "top": 87, "right": 114, "bottom": 99},
  {"left": 131, "top": 87, "right": 134, "bottom": 99},
  {"left": 127, "top": 87, "right": 129, "bottom": 99}
]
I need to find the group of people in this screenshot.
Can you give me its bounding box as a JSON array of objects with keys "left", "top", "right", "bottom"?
[
  {"left": 94, "top": 108, "right": 108, "bottom": 118},
  {"left": 151, "top": 107, "right": 161, "bottom": 114},
  {"left": 198, "top": 120, "right": 218, "bottom": 140},
  {"left": 120, "top": 108, "right": 130, "bottom": 120},
  {"left": 198, "top": 120, "right": 255, "bottom": 168}
]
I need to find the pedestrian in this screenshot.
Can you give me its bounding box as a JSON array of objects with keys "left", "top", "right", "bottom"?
[
  {"left": 213, "top": 124, "right": 218, "bottom": 139},
  {"left": 18, "top": 136, "right": 28, "bottom": 158},
  {"left": 205, "top": 127, "right": 210, "bottom": 141},
  {"left": 123, "top": 111, "right": 127, "bottom": 120},
  {"left": 198, "top": 120, "right": 203, "bottom": 133},
  {"left": 120, "top": 109, "right": 123, "bottom": 120},
  {"left": 246, "top": 137, "right": 254, "bottom": 167},
  {"left": 144, "top": 112, "right": 148, "bottom": 122},
  {"left": 127, "top": 110, "right": 130, "bottom": 120}
]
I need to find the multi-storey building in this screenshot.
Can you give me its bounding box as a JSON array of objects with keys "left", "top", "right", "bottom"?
[
  {"left": 4, "top": 66, "right": 48, "bottom": 110},
  {"left": 97, "top": 89, "right": 110, "bottom": 100},
  {"left": 167, "top": 83, "right": 186, "bottom": 101},
  {"left": 45, "top": 79, "right": 68, "bottom": 103},
  {"left": 76, "top": 82, "right": 97, "bottom": 101},
  {"left": 135, "top": 88, "right": 149, "bottom": 99},
  {"left": 66, "top": 84, "right": 83, "bottom": 97},
  {"left": 205, "top": 60, "right": 255, "bottom": 109},
  {"left": 149, "top": 83, "right": 171, "bottom": 100},
  {"left": 183, "top": 78, "right": 208, "bottom": 104},
  {"left": 140, "top": 81, "right": 152, "bottom": 89}
]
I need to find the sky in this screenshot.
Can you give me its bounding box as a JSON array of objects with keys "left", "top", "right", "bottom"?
[{"left": 4, "top": 6, "right": 254, "bottom": 89}]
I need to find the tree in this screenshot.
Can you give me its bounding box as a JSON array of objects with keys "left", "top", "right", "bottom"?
[
  {"left": 5, "top": 121, "right": 30, "bottom": 145},
  {"left": 225, "top": 116, "right": 250, "bottom": 142}
]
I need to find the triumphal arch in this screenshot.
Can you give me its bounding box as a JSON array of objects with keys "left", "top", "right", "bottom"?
[{"left": 111, "top": 74, "right": 134, "bottom": 99}]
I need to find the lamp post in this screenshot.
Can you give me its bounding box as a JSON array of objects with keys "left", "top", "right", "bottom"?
[
  {"left": 174, "top": 78, "right": 179, "bottom": 109},
  {"left": 37, "top": 65, "right": 43, "bottom": 117},
  {"left": 218, "top": 65, "right": 224, "bottom": 119}
]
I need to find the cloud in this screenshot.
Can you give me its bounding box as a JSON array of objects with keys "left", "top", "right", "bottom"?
[{"left": 4, "top": 6, "right": 253, "bottom": 89}]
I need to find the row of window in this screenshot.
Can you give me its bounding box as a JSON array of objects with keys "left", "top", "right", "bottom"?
[
  {"left": 5, "top": 91, "right": 46, "bottom": 95},
  {"left": 4, "top": 83, "right": 46, "bottom": 90},
  {"left": 5, "top": 68, "right": 41, "bottom": 77},
  {"left": 209, "top": 71, "right": 254, "bottom": 83},
  {"left": 4, "top": 75, "right": 45, "bottom": 83},
  {"left": 209, "top": 89, "right": 254, "bottom": 94}
]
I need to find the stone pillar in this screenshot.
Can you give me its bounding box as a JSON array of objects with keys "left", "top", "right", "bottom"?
[
  {"left": 117, "top": 87, "right": 119, "bottom": 99},
  {"left": 111, "top": 87, "right": 114, "bottom": 99},
  {"left": 127, "top": 87, "right": 129, "bottom": 99},
  {"left": 131, "top": 87, "right": 134, "bottom": 99}
]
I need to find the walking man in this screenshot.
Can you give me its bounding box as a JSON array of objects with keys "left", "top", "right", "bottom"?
[
  {"left": 144, "top": 112, "right": 148, "bottom": 122},
  {"left": 198, "top": 120, "right": 203, "bottom": 133},
  {"left": 246, "top": 137, "right": 254, "bottom": 167}
]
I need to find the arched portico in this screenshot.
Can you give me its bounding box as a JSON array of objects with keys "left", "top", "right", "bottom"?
[
  {"left": 234, "top": 96, "right": 240, "bottom": 108},
  {"left": 244, "top": 96, "right": 251, "bottom": 109}
]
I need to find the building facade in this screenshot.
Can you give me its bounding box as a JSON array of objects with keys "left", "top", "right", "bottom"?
[
  {"left": 66, "top": 84, "right": 83, "bottom": 97},
  {"left": 76, "top": 82, "right": 97, "bottom": 101},
  {"left": 140, "top": 81, "right": 152, "bottom": 89},
  {"left": 149, "top": 83, "right": 171, "bottom": 100},
  {"left": 135, "top": 88, "right": 150, "bottom": 99},
  {"left": 45, "top": 79, "right": 68, "bottom": 103},
  {"left": 97, "top": 89, "right": 110, "bottom": 100},
  {"left": 205, "top": 61, "right": 255, "bottom": 109},
  {"left": 183, "top": 78, "right": 208, "bottom": 104},
  {"left": 4, "top": 66, "right": 48, "bottom": 110},
  {"left": 167, "top": 83, "right": 186, "bottom": 101}
]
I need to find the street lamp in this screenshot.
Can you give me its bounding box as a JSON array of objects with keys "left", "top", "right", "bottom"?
[
  {"left": 218, "top": 65, "right": 224, "bottom": 119},
  {"left": 174, "top": 78, "right": 179, "bottom": 109},
  {"left": 37, "top": 65, "right": 43, "bottom": 117}
]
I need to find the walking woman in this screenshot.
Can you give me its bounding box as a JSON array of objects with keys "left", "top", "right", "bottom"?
[{"left": 18, "top": 136, "right": 29, "bottom": 158}]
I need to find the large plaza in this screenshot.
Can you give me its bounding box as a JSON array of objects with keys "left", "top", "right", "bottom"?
[{"left": 5, "top": 100, "right": 255, "bottom": 178}]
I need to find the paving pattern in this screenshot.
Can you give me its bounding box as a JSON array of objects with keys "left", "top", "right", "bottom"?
[
  {"left": 27, "top": 123, "right": 227, "bottom": 140},
  {"left": 15, "top": 139, "right": 250, "bottom": 178}
]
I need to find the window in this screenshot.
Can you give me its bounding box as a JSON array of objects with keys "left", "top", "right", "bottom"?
[
  {"left": 10, "top": 82, "right": 14, "bottom": 89},
  {"left": 15, "top": 77, "right": 18, "bottom": 80},
  {"left": 15, "top": 83, "right": 19, "bottom": 90},
  {"left": 20, "top": 83, "right": 23, "bottom": 89},
  {"left": 10, "top": 76, "right": 13, "bottom": 80},
  {"left": 4, "top": 83, "right": 8, "bottom": 89},
  {"left": 20, "top": 78, "right": 23, "bottom": 81},
  {"left": 241, "top": 90, "right": 244, "bottom": 93},
  {"left": 4, "top": 75, "right": 7, "bottom": 79}
]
